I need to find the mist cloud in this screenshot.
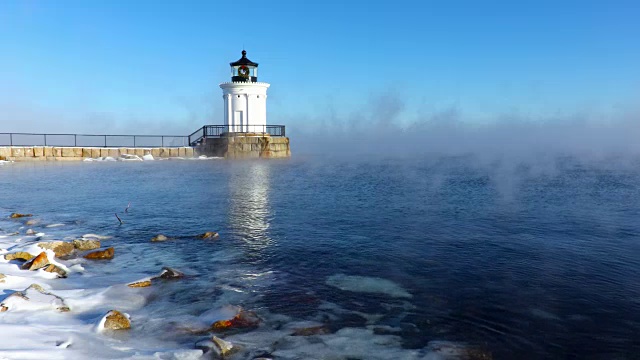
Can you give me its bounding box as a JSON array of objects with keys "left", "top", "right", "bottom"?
[{"left": 291, "top": 93, "right": 640, "bottom": 163}]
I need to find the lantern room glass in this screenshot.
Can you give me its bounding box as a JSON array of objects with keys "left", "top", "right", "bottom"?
[{"left": 231, "top": 66, "right": 257, "bottom": 78}]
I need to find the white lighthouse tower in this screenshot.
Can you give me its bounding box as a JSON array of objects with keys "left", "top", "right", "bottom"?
[{"left": 220, "top": 50, "right": 270, "bottom": 134}]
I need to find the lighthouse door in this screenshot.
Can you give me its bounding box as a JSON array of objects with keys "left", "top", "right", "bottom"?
[{"left": 234, "top": 111, "right": 244, "bottom": 132}]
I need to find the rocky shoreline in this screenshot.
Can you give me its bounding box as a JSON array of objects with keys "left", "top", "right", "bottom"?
[{"left": 0, "top": 210, "right": 491, "bottom": 359}]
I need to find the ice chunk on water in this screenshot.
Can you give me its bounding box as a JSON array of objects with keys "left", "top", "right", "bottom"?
[
  {"left": 326, "top": 274, "right": 412, "bottom": 298},
  {"left": 142, "top": 154, "right": 154, "bottom": 161}
]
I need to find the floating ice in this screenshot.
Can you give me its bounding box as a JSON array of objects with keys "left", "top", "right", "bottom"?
[
  {"left": 142, "top": 154, "right": 154, "bottom": 161},
  {"left": 82, "top": 233, "right": 112, "bottom": 240},
  {"left": 326, "top": 274, "right": 413, "bottom": 298}
]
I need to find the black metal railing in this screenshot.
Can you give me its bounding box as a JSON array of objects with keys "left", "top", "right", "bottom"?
[
  {"left": 0, "top": 125, "right": 287, "bottom": 148},
  {"left": 188, "top": 125, "right": 286, "bottom": 146},
  {"left": 0, "top": 133, "right": 189, "bottom": 148}
]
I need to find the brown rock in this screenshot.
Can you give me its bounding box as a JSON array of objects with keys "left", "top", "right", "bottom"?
[
  {"left": 72, "top": 238, "right": 101, "bottom": 250},
  {"left": 10, "top": 213, "right": 32, "bottom": 218},
  {"left": 38, "top": 241, "right": 75, "bottom": 257},
  {"left": 4, "top": 252, "right": 35, "bottom": 262},
  {"left": 84, "top": 247, "right": 114, "bottom": 260},
  {"left": 211, "top": 336, "right": 236, "bottom": 356},
  {"left": 151, "top": 234, "right": 169, "bottom": 242},
  {"left": 44, "top": 264, "right": 67, "bottom": 278},
  {"left": 0, "top": 274, "right": 5, "bottom": 283},
  {"left": 21, "top": 252, "right": 49, "bottom": 270},
  {"left": 211, "top": 309, "right": 260, "bottom": 332},
  {"left": 127, "top": 279, "right": 152, "bottom": 288},
  {"left": 25, "top": 219, "right": 39, "bottom": 226},
  {"left": 102, "top": 310, "right": 131, "bottom": 330},
  {"left": 155, "top": 267, "right": 185, "bottom": 280},
  {"left": 197, "top": 232, "right": 219, "bottom": 239}
]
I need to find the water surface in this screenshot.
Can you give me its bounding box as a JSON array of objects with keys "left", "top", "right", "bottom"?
[{"left": 1, "top": 157, "right": 639, "bottom": 359}]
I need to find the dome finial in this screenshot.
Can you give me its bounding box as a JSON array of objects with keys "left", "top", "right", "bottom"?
[{"left": 241, "top": 49, "right": 247, "bottom": 57}]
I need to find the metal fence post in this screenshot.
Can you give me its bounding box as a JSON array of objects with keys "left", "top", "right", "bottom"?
[
  {"left": 9, "top": 133, "right": 12, "bottom": 146},
  {"left": 104, "top": 135, "right": 107, "bottom": 147},
  {"left": 74, "top": 134, "right": 77, "bottom": 147},
  {"left": 133, "top": 136, "right": 136, "bottom": 148},
  {"left": 44, "top": 134, "right": 47, "bottom": 146}
]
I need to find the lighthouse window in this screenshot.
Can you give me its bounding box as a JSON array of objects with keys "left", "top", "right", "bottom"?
[
  {"left": 257, "top": 95, "right": 260, "bottom": 98},
  {"left": 237, "top": 95, "right": 240, "bottom": 98}
]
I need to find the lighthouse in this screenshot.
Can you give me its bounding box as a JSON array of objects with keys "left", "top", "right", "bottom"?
[
  {"left": 191, "top": 50, "right": 289, "bottom": 158},
  {"left": 220, "top": 50, "right": 270, "bottom": 134}
]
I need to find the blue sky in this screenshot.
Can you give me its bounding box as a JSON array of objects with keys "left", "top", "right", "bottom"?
[{"left": 1, "top": 0, "right": 639, "bottom": 134}]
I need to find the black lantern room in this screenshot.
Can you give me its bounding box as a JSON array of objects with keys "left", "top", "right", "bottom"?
[{"left": 230, "top": 50, "right": 258, "bottom": 82}]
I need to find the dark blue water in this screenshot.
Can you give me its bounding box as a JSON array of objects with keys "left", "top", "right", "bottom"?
[{"left": 1, "top": 157, "right": 639, "bottom": 359}]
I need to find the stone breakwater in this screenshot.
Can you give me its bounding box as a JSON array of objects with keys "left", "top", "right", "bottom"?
[
  {"left": 0, "top": 146, "right": 195, "bottom": 162},
  {"left": 0, "top": 136, "right": 292, "bottom": 161},
  {"left": 195, "top": 136, "right": 291, "bottom": 159}
]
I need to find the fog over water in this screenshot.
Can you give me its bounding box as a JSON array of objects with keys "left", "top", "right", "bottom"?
[{"left": 2, "top": 96, "right": 640, "bottom": 357}]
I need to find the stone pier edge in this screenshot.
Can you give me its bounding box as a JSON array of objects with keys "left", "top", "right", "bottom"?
[{"left": 0, "top": 136, "right": 291, "bottom": 161}]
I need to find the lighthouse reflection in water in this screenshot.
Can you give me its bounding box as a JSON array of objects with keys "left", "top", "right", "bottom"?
[{"left": 227, "top": 162, "right": 275, "bottom": 262}]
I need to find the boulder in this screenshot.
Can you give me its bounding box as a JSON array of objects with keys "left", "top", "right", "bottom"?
[
  {"left": 0, "top": 274, "right": 5, "bottom": 283},
  {"left": 211, "top": 309, "right": 260, "bottom": 332},
  {"left": 21, "top": 252, "right": 49, "bottom": 270},
  {"left": 5, "top": 252, "right": 35, "bottom": 262},
  {"left": 84, "top": 247, "right": 114, "bottom": 260},
  {"left": 212, "top": 336, "right": 236, "bottom": 357},
  {"left": 25, "top": 219, "right": 39, "bottom": 226},
  {"left": 44, "top": 264, "right": 68, "bottom": 278},
  {"left": 127, "top": 278, "right": 152, "bottom": 288},
  {"left": 9, "top": 213, "right": 32, "bottom": 218},
  {"left": 37, "top": 241, "right": 75, "bottom": 257},
  {"left": 72, "top": 238, "right": 101, "bottom": 250},
  {"left": 151, "top": 234, "right": 169, "bottom": 242},
  {"left": 25, "top": 229, "right": 36, "bottom": 235},
  {"left": 197, "top": 232, "right": 219, "bottom": 240},
  {"left": 101, "top": 310, "right": 131, "bottom": 330},
  {"left": 155, "top": 267, "right": 184, "bottom": 280},
  {"left": 195, "top": 336, "right": 238, "bottom": 357},
  {"left": 0, "top": 284, "right": 70, "bottom": 312}
]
